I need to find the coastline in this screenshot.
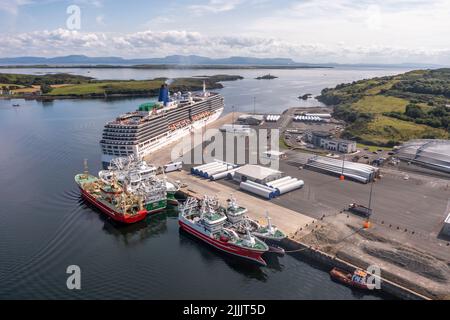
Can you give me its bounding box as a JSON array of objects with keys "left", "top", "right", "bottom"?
[
  {"left": 0, "top": 74, "right": 243, "bottom": 100},
  {"left": 0, "top": 64, "right": 333, "bottom": 70}
]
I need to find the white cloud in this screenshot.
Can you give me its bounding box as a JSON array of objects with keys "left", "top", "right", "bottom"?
[
  {"left": 0, "top": 28, "right": 449, "bottom": 65},
  {"left": 245, "top": 0, "right": 450, "bottom": 51},
  {"left": 188, "top": 0, "right": 242, "bottom": 15}
]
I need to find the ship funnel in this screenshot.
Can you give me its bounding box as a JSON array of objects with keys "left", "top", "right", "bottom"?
[{"left": 158, "top": 84, "right": 170, "bottom": 106}]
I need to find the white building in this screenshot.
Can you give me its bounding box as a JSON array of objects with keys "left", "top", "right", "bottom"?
[
  {"left": 321, "top": 139, "right": 357, "bottom": 153},
  {"left": 233, "top": 164, "right": 282, "bottom": 184},
  {"left": 262, "top": 150, "right": 286, "bottom": 160}
]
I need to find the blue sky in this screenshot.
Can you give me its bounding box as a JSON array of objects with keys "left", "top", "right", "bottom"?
[{"left": 0, "top": 0, "right": 449, "bottom": 64}]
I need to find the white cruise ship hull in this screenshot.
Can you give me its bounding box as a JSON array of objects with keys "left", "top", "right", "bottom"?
[{"left": 101, "top": 107, "right": 223, "bottom": 166}]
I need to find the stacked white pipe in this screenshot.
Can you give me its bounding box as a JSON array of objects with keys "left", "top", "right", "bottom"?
[
  {"left": 266, "top": 176, "right": 304, "bottom": 195},
  {"left": 210, "top": 167, "right": 240, "bottom": 181},
  {"left": 306, "top": 156, "right": 378, "bottom": 183},
  {"left": 239, "top": 180, "right": 277, "bottom": 199},
  {"left": 199, "top": 163, "right": 224, "bottom": 177},
  {"left": 293, "top": 115, "right": 322, "bottom": 122},
  {"left": 265, "top": 114, "right": 281, "bottom": 122},
  {"left": 191, "top": 160, "right": 237, "bottom": 178}
]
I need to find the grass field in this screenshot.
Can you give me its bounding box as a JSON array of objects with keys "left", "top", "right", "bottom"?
[
  {"left": 12, "top": 85, "right": 40, "bottom": 94},
  {"left": 352, "top": 115, "right": 448, "bottom": 145},
  {"left": 351, "top": 95, "right": 409, "bottom": 114},
  {"left": 365, "top": 79, "right": 398, "bottom": 95},
  {"left": 49, "top": 80, "right": 164, "bottom": 96}
]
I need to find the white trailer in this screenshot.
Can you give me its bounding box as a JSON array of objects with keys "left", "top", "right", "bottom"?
[{"left": 164, "top": 161, "right": 182, "bottom": 173}]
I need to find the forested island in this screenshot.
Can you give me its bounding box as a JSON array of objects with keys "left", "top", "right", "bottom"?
[
  {"left": 317, "top": 68, "right": 450, "bottom": 146},
  {"left": 0, "top": 73, "right": 243, "bottom": 99}
]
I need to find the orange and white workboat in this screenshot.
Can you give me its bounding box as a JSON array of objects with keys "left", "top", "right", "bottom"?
[{"left": 329, "top": 267, "right": 371, "bottom": 290}]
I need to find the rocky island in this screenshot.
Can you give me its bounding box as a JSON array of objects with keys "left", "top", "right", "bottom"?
[
  {"left": 298, "top": 93, "right": 313, "bottom": 100},
  {"left": 255, "top": 74, "right": 278, "bottom": 80}
]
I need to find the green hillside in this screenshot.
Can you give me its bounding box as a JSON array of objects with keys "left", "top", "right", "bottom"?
[{"left": 317, "top": 68, "right": 450, "bottom": 146}]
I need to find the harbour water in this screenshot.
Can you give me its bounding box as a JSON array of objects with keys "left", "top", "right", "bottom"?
[{"left": 0, "top": 67, "right": 407, "bottom": 299}]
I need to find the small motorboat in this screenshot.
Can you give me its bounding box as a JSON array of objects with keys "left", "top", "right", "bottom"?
[
  {"left": 329, "top": 267, "right": 371, "bottom": 290},
  {"left": 12, "top": 103, "right": 20, "bottom": 107}
]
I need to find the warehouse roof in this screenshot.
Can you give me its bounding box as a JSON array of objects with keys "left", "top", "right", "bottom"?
[{"left": 235, "top": 164, "right": 281, "bottom": 180}]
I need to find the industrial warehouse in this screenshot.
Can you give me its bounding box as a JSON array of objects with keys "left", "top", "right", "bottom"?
[
  {"left": 305, "top": 155, "right": 379, "bottom": 183},
  {"left": 395, "top": 139, "right": 450, "bottom": 174}
]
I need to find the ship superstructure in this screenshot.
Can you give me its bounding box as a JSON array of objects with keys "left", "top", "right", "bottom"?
[
  {"left": 178, "top": 196, "right": 269, "bottom": 265},
  {"left": 100, "top": 82, "right": 224, "bottom": 167},
  {"left": 99, "top": 155, "right": 180, "bottom": 206}
]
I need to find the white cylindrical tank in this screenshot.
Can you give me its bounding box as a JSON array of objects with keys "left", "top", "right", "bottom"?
[
  {"left": 277, "top": 180, "right": 304, "bottom": 194},
  {"left": 266, "top": 176, "right": 292, "bottom": 187},
  {"left": 200, "top": 162, "right": 225, "bottom": 175},
  {"left": 198, "top": 162, "right": 223, "bottom": 176},
  {"left": 240, "top": 181, "right": 273, "bottom": 199},
  {"left": 244, "top": 180, "right": 277, "bottom": 197},
  {"left": 195, "top": 162, "right": 220, "bottom": 172},
  {"left": 210, "top": 167, "right": 240, "bottom": 181},
  {"left": 227, "top": 171, "right": 237, "bottom": 179},
  {"left": 204, "top": 164, "right": 228, "bottom": 178},
  {"left": 192, "top": 162, "right": 215, "bottom": 174},
  {"left": 272, "top": 178, "right": 298, "bottom": 189}
]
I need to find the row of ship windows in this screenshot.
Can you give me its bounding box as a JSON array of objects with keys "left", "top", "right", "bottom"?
[
  {"left": 104, "top": 106, "right": 217, "bottom": 135},
  {"left": 104, "top": 151, "right": 134, "bottom": 156},
  {"left": 103, "top": 145, "right": 133, "bottom": 150}
]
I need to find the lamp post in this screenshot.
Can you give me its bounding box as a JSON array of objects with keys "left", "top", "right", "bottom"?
[{"left": 340, "top": 153, "right": 345, "bottom": 181}]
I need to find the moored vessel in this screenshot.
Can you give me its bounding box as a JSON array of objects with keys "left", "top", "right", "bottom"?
[
  {"left": 99, "top": 155, "right": 172, "bottom": 209},
  {"left": 100, "top": 82, "right": 224, "bottom": 168},
  {"left": 224, "top": 194, "right": 248, "bottom": 224},
  {"left": 165, "top": 179, "right": 180, "bottom": 205},
  {"left": 329, "top": 267, "right": 371, "bottom": 290},
  {"left": 75, "top": 168, "right": 148, "bottom": 224},
  {"left": 247, "top": 211, "right": 287, "bottom": 243},
  {"left": 178, "top": 196, "right": 269, "bottom": 266}
]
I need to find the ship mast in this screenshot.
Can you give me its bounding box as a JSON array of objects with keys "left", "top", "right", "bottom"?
[{"left": 83, "top": 158, "right": 89, "bottom": 176}]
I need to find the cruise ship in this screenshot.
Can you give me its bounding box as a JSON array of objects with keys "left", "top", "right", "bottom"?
[{"left": 100, "top": 82, "right": 224, "bottom": 167}]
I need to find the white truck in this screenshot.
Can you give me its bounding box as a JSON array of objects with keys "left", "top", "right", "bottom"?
[{"left": 164, "top": 161, "right": 183, "bottom": 173}]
